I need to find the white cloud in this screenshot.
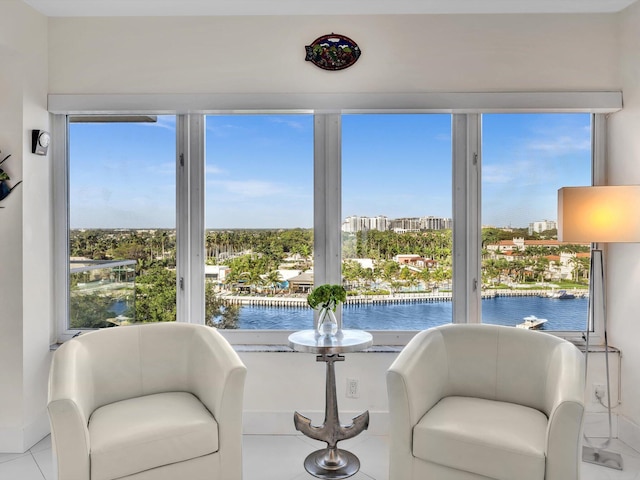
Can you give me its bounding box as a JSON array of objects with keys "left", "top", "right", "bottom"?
[
  {"left": 482, "top": 164, "right": 515, "bottom": 184},
  {"left": 206, "top": 164, "right": 225, "bottom": 175},
  {"left": 147, "top": 161, "right": 175, "bottom": 176},
  {"left": 206, "top": 123, "right": 245, "bottom": 138},
  {"left": 527, "top": 135, "right": 590, "bottom": 154},
  {"left": 434, "top": 133, "right": 451, "bottom": 142},
  {"left": 208, "top": 179, "right": 285, "bottom": 198},
  {"left": 141, "top": 116, "right": 176, "bottom": 131},
  {"left": 269, "top": 117, "right": 307, "bottom": 131}
]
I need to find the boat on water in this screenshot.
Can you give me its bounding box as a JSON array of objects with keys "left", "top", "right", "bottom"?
[
  {"left": 546, "top": 289, "right": 576, "bottom": 299},
  {"left": 516, "top": 315, "right": 548, "bottom": 330}
]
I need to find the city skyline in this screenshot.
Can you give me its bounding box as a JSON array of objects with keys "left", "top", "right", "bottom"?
[{"left": 69, "top": 113, "right": 591, "bottom": 229}]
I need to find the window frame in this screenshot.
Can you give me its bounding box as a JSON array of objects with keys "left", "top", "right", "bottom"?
[{"left": 51, "top": 92, "right": 618, "bottom": 345}]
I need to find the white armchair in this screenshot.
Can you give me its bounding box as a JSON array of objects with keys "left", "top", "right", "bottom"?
[
  {"left": 387, "top": 324, "right": 585, "bottom": 480},
  {"left": 48, "top": 322, "right": 247, "bottom": 480}
]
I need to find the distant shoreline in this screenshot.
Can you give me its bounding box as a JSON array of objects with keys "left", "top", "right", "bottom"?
[{"left": 220, "top": 288, "right": 587, "bottom": 308}]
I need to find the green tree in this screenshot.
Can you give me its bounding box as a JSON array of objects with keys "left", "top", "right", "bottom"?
[
  {"left": 205, "top": 282, "right": 240, "bottom": 329},
  {"left": 69, "top": 292, "right": 115, "bottom": 329},
  {"left": 265, "top": 270, "right": 283, "bottom": 293},
  {"left": 482, "top": 259, "right": 501, "bottom": 287},
  {"left": 135, "top": 266, "right": 177, "bottom": 322},
  {"left": 533, "top": 257, "right": 550, "bottom": 282}
]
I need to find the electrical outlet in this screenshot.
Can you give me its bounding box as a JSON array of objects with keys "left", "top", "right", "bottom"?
[
  {"left": 346, "top": 378, "right": 359, "bottom": 398},
  {"left": 593, "top": 384, "right": 606, "bottom": 402}
]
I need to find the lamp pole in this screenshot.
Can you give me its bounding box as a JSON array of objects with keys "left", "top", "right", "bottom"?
[{"left": 581, "top": 248, "right": 622, "bottom": 470}]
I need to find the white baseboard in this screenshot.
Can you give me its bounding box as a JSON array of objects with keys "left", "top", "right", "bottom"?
[
  {"left": 583, "top": 411, "right": 619, "bottom": 439},
  {"left": 243, "top": 410, "right": 389, "bottom": 436},
  {"left": 0, "top": 411, "right": 50, "bottom": 453},
  {"left": 618, "top": 415, "right": 640, "bottom": 453}
]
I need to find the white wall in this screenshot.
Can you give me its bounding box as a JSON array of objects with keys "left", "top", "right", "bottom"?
[
  {"left": 239, "top": 351, "right": 396, "bottom": 435},
  {"left": 48, "top": 13, "right": 619, "bottom": 95},
  {"left": 0, "top": 0, "right": 52, "bottom": 453},
  {"left": 607, "top": 1, "right": 640, "bottom": 448}
]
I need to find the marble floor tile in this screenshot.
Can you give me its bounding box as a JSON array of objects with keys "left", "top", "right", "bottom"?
[{"left": 0, "top": 434, "right": 638, "bottom": 480}]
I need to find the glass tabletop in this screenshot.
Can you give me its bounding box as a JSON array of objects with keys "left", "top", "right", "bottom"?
[{"left": 288, "top": 329, "right": 373, "bottom": 354}]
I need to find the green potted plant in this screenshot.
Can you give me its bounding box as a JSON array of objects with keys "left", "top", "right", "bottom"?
[{"left": 307, "top": 284, "right": 346, "bottom": 336}]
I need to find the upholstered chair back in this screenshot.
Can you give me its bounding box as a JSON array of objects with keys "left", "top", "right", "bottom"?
[
  {"left": 412, "top": 324, "right": 576, "bottom": 417},
  {"left": 51, "top": 322, "right": 229, "bottom": 424}
]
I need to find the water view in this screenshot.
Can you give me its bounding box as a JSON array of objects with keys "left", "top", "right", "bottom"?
[
  {"left": 236, "top": 295, "right": 588, "bottom": 331},
  {"left": 67, "top": 113, "right": 594, "bottom": 332}
]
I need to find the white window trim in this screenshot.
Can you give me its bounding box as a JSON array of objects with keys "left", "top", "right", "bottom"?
[
  {"left": 52, "top": 94, "right": 616, "bottom": 346},
  {"left": 452, "top": 114, "right": 482, "bottom": 324},
  {"left": 52, "top": 114, "right": 72, "bottom": 342},
  {"left": 177, "top": 114, "right": 205, "bottom": 324},
  {"left": 48, "top": 91, "right": 621, "bottom": 115}
]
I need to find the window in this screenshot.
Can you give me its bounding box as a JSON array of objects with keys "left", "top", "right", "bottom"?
[
  {"left": 67, "top": 116, "right": 177, "bottom": 329},
  {"left": 341, "top": 114, "right": 453, "bottom": 330},
  {"left": 481, "top": 114, "right": 591, "bottom": 331},
  {"left": 53, "top": 97, "right": 611, "bottom": 344},
  {"left": 204, "top": 114, "right": 314, "bottom": 329}
]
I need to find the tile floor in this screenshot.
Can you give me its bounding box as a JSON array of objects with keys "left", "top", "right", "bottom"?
[{"left": 2, "top": 433, "right": 640, "bottom": 480}]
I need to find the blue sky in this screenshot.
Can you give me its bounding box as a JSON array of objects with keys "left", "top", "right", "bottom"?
[
  {"left": 482, "top": 113, "right": 591, "bottom": 227},
  {"left": 69, "top": 113, "right": 591, "bottom": 229}
]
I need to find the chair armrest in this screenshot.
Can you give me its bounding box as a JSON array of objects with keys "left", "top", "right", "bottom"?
[
  {"left": 188, "top": 327, "right": 247, "bottom": 480},
  {"left": 387, "top": 329, "right": 449, "bottom": 427},
  {"left": 188, "top": 327, "right": 247, "bottom": 418},
  {"left": 544, "top": 342, "right": 585, "bottom": 480},
  {"left": 48, "top": 341, "right": 93, "bottom": 480},
  {"left": 47, "top": 399, "right": 91, "bottom": 480},
  {"left": 386, "top": 329, "right": 449, "bottom": 480}
]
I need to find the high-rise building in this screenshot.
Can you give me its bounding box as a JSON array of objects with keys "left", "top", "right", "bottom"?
[
  {"left": 420, "top": 216, "right": 453, "bottom": 230},
  {"left": 342, "top": 215, "right": 451, "bottom": 232},
  {"left": 528, "top": 220, "right": 557, "bottom": 235},
  {"left": 342, "top": 215, "right": 391, "bottom": 232}
]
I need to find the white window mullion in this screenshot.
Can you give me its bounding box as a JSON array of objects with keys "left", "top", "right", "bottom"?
[
  {"left": 593, "top": 114, "right": 606, "bottom": 187},
  {"left": 452, "top": 114, "right": 482, "bottom": 324},
  {"left": 176, "top": 115, "right": 188, "bottom": 322},
  {"left": 313, "top": 113, "right": 342, "bottom": 329},
  {"left": 53, "top": 114, "right": 73, "bottom": 341},
  {"left": 189, "top": 115, "right": 205, "bottom": 324},
  {"left": 176, "top": 114, "right": 205, "bottom": 324}
]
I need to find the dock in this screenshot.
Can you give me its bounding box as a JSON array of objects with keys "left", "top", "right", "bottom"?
[{"left": 219, "top": 289, "right": 576, "bottom": 308}]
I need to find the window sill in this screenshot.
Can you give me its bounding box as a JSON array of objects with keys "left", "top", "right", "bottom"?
[
  {"left": 51, "top": 327, "right": 610, "bottom": 354},
  {"left": 52, "top": 340, "right": 614, "bottom": 355},
  {"left": 232, "top": 344, "right": 403, "bottom": 353}
]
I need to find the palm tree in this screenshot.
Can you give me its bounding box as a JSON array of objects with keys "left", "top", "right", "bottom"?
[
  {"left": 265, "top": 270, "right": 283, "bottom": 293},
  {"left": 569, "top": 255, "right": 590, "bottom": 283}
]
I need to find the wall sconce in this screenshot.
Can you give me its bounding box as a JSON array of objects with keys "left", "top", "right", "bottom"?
[{"left": 32, "top": 130, "right": 50, "bottom": 156}]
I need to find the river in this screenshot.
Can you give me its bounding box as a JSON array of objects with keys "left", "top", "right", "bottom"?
[{"left": 234, "top": 295, "right": 589, "bottom": 331}]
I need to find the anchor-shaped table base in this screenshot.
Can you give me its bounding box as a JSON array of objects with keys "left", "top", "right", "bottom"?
[{"left": 294, "top": 353, "right": 369, "bottom": 479}]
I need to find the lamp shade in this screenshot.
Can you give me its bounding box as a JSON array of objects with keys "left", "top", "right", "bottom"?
[{"left": 558, "top": 186, "right": 640, "bottom": 243}]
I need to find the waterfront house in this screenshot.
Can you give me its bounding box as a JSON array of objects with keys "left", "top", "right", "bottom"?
[
  {"left": 287, "top": 272, "right": 315, "bottom": 293},
  {"left": 3, "top": 1, "right": 640, "bottom": 479}
]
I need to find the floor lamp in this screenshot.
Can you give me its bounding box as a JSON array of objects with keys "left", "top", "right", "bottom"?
[{"left": 558, "top": 185, "right": 640, "bottom": 471}]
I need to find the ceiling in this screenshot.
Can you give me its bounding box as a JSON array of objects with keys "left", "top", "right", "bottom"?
[{"left": 21, "top": 0, "right": 640, "bottom": 17}]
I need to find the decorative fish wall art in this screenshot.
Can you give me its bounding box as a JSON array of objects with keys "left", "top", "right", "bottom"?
[
  {"left": 0, "top": 150, "right": 22, "bottom": 208},
  {"left": 305, "top": 33, "right": 361, "bottom": 71}
]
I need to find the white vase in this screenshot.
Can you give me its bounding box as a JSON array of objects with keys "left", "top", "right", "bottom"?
[{"left": 317, "top": 308, "right": 338, "bottom": 336}]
